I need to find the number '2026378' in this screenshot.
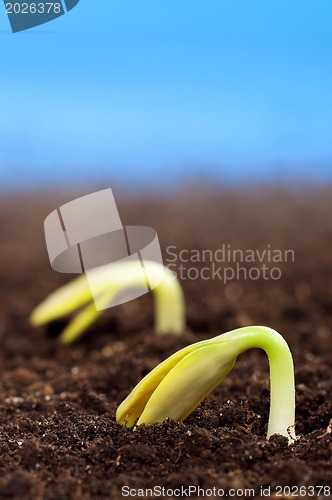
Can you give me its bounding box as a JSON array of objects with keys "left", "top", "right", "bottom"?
[{"left": 6, "top": 3, "right": 61, "bottom": 14}]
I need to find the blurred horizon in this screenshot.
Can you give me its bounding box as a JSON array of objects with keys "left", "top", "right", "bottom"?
[{"left": 1, "top": 0, "right": 332, "bottom": 189}]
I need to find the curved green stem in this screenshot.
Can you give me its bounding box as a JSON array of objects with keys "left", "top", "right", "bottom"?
[
  {"left": 219, "top": 326, "right": 296, "bottom": 440},
  {"left": 152, "top": 268, "right": 185, "bottom": 334}
]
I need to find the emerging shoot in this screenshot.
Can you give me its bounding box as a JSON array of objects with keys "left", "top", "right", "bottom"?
[
  {"left": 30, "top": 261, "right": 185, "bottom": 343},
  {"left": 116, "top": 326, "right": 296, "bottom": 442}
]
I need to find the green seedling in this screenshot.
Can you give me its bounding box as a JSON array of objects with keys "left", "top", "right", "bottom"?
[
  {"left": 30, "top": 261, "right": 185, "bottom": 343},
  {"left": 116, "top": 326, "right": 296, "bottom": 442}
]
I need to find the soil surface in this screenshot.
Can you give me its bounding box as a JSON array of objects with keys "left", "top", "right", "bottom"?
[{"left": 0, "top": 186, "right": 331, "bottom": 499}]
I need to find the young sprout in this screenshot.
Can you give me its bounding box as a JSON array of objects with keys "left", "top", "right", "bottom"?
[
  {"left": 30, "top": 261, "right": 185, "bottom": 343},
  {"left": 116, "top": 326, "right": 296, "bottom": 442}
]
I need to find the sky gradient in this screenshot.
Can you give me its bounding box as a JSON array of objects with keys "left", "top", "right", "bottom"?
[{"left": 1, "top": 1, "right": 332, "bottom": 189}]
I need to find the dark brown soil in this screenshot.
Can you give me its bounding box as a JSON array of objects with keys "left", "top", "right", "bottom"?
[{"left": 0, "top": 186, "right": 331, "bottom": 499}]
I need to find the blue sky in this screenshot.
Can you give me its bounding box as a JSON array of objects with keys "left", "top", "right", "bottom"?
[{"left": 1, "top": 1, "right": 332, "bottom": 188}]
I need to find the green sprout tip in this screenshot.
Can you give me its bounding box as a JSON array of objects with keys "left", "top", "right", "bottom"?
[
  {"left": 116, "top": 326, "right": 296, "bottom": 443},
  {"left": 30, "top": 260, "right": 185, "bottom": 343}
]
